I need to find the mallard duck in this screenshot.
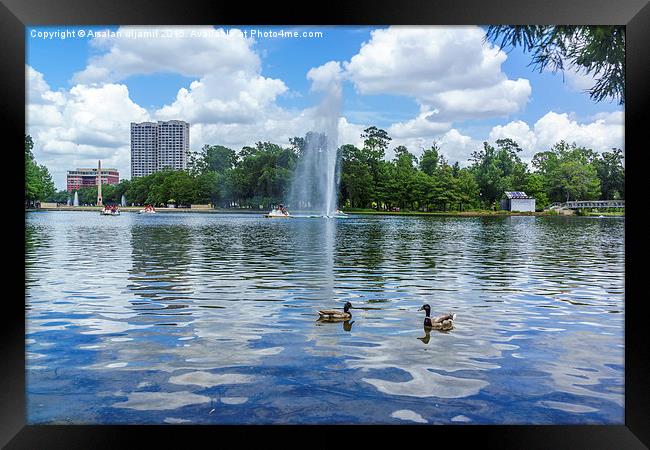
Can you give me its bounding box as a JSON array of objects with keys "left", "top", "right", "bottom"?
[
  {"left": 419, "top": 304, "right": 455, "bottom": 331},
  {"left": 317, "top": 301, "right": 352, "bottom": 321}
]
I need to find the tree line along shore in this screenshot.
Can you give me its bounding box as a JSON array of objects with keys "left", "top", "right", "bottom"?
[{"left": 26, "top": 126, "right": 624, "bottom": 214}]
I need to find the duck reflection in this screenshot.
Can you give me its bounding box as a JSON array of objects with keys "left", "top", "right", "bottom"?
[
  {"left": 343, "top": 320, "right": 355, "bottom": 332},
  {"left": 315, "top": 317, "right": 356, "bottom": 332},
  {"left": 417, "top": 327, "right": 431, "bottom": 344}
]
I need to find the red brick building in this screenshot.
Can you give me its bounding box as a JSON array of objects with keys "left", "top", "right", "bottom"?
[{"left": 67, "top": 167, "right": 120, "bottom": 192}]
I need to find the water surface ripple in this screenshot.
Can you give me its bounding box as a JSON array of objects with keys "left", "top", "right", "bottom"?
[{"left": 26, "top": 212, "right": 624, "bottom": 424}]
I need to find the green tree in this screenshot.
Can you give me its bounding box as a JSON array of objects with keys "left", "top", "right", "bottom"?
[
  {"left": 594, "top": 148, "right": 624, "bottom": 200},
  {"left": 195, "top": 171, "right": 220, "bottom": 205},
  {"left": 556, "top": 160, "right": 601, "bottom": 201},
  {"left": 25, "top": 135, "right": 55, "bottom": 205},
  {"left": 46, "top": 189, "right": 70, "bottom": 204},
  {"left": 390, "top": 145, "right": 418, "bottom": 209},
  {"left": 289, "top": 136, "right": 306, "bottom": 159},
  {"left": 360, "top": 127, "right": 392, "bottom": 209},
  {"left": 419, "top": 143, "right": 441, "bottom": 176},
  {"left": 469, "top": 139, "right": 528, "bottom": 206},
  {"left": 76, "top": 186, "right": 98, "bottom": 205},
  {"left": 203, "top": 145, "right": 238, "bottom": 173},
  {"left": 231, "top": 141, "right": 297, "bottom": 209},
  {"left": 455, "top": 168, "right": 480, "bottom": 211},
  {"left": 361, "top": 126, "right": 391, "bottom": 161},
  {"left": 485, "top": 26, "right": 625, "bottom": 104},
  {"left": 524, "top": 173, "right": 549, "bottom": 210},
  {"left": 531, "top": 141, "right": 602, "bottom": 203},
  {"left": 339, "top": 144, "right": 373, "bottom": 208}
]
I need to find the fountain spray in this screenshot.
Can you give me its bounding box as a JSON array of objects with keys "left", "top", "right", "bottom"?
[{"left": 289, "top": 63, "right": 342, "bottom": 217}]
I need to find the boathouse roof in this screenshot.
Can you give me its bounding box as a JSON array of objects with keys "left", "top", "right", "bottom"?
[{"left": 504, "top": 191, "right": 532, "bottom": 199}]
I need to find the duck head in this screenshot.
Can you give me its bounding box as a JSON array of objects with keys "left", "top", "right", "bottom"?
[
  {"left": 418, "top": 304, "right": 431, "bottom": 316},
  {"left": 343, "top": 301, "right": 352, "bottom": 313}
]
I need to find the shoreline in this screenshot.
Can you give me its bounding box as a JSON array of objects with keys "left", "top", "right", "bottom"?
[{"left": 26, "top": 206, "right": 624, "bottom": 217}]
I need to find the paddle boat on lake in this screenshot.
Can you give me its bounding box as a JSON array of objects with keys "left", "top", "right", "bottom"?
[
  {"left": 100, "top": 205, "right": 120, "bottom": 216},
  {"left": 265, "top": 204, "right": 291, "bottom": 218},
  {"left": 138, "top": 205, "right": 157, "bottom": 214}
]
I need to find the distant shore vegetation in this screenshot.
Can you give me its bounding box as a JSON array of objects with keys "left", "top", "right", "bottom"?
[{"left": 31, "top": 127, "right": 624, "bottom": 212}]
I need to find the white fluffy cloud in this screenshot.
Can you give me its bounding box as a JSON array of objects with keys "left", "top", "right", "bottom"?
[
  {"left": 27, "top": 25, "right": 624, "bottom": 189},
  {"left": 488, "top": 120, "right": 538, "bottom": 154},
  {"left": 28, "top": 27, "right": 317, "bottom": 187},
  {"left": 337, "top": 25, "right": 534, "bottom": 162},
  {"left": 27, "top": 65, "right": 150, "bottom": 186},
  {"left": 488, "top": 111, "right": 624, "bottom": 161},
  {"left": 73, "top": 26, "right": 290, "bottom": 128},
  {"left": 388, "top": 107, "right": 451, "bottom": 139},
  {"left": 123, "top": 27, "right": 337, "bottom": 151},
  {"left": 154, "top": 73, "right": 288, "bottom": 125},
  {"left": 387, "top": 110, "right": 624, "bottom": 165},
  {"left": 72, "top": 27, "right": 259, "bottom": 84},
  {"left": 386, "top": 128, "right": 481, "bottom": 163},
  {"left": 542, "top": 56, "right": 601, "bottom": 95},
  {"left": 307, "top": 61, "right": 343, "bottom": 93},
  {"left": 337, "top": 117, "right": 366, "bottom": 149},
  {"left": 343, "top": 26, "right": 531, "bottom": 120},
  {"left": 564, "top": 67, "right": 599, "bottom": 92},
  {"left": 429, "top": 79, "right": 531, "bottom": 121}
]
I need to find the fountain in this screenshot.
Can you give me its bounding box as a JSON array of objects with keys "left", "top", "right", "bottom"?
[
  {"left": 121, "top": 194, "right": 126, "bottom": 207},
  {"left": 67, "top": 196, "right": 72, "bottom": 206},
  {"left": 73, "top": 191, "right": 79, "bottom": 207},
  {"left": 289, "top": 69, "right": 342, "bottom": 217}
]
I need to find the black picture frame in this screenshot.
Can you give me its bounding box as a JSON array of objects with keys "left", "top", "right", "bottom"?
[{"left": 3, "top": 0, "right": 648, "bottom": 447}]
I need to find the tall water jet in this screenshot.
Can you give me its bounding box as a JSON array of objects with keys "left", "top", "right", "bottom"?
[
  {"left": 73, "top": 191, "right": 79, "bottom": 207},
  {"left": 67, "top": 196, "right": 72, "bottom": 206},
  {"left": 289, "top": 62, "right": 342, "bottom": 217},
  {"left": 121, "top": 194, "right": 126, "bottom": 207}
]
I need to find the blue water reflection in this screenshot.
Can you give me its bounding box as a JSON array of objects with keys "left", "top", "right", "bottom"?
[{"left": 26, "top": 212, "right": 624, "bottom": 424}]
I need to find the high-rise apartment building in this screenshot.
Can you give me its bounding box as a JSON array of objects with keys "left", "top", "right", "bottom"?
[
  {"left": 130, "top": 121, "right": 158, "bottom": 178},
  {"left": 130, "top": 120, "right": 189, "bottom": 178}
]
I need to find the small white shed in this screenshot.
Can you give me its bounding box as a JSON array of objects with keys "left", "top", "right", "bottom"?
[{"left": 501, "top": 191, "right": 536, "bottom": 212}]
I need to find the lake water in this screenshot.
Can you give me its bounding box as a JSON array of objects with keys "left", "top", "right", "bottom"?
[{"left": 25, "top": 211, "right": 625, "bottom": 424}]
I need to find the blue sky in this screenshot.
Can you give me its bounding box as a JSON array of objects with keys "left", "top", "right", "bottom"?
[{"left": 26, "top": 25, "right": 624, "bottom": 189}]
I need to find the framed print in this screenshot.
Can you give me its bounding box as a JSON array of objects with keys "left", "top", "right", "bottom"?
[{"left": 3, "top": 0, "right": 649, "bottom": 447}]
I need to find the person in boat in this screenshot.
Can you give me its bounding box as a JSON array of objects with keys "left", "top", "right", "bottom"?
[{"left": 280, "top": 205, "right": 288, "bottom": 215}]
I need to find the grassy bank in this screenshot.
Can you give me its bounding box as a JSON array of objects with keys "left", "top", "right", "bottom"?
[
  {"left": 578, "top": 210, "right": 625, "bottom": 217},
  {"left": 31, "top": 206, "right": 547, "bottom": 216},
  {"left": 29, "top": 206, "right": 263, "bottom": 214},
  {"left": 340, "top": 208, "right": 553, "bottom": 217},
  {"left": 28, "top": 206, "right": 623, "bottom": 217}
]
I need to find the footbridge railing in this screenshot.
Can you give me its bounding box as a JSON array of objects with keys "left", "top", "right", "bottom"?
[{"left": 548, "top": 200, "right": 625, "bottom": 210}]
